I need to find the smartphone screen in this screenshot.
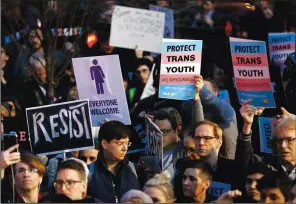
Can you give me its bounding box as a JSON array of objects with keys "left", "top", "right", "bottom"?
[{"left": 1, "top": 133, "right": 18, "bottom": 152}]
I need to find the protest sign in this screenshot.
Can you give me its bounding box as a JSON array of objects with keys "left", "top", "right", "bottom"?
[
  {"left": 140, "top": 64, "right": 156, "bottom": 100},
  {"left": 72, "top": 55, "right": 131, "bottom": 126},
  {"left": 208, "top": 181, "right": 231, "bottom": 198},
  {"left": 145, "top": 115, "right": 163, "bottom": 170},
  {"left": 26, "top": 100, "right": 94, "bottom": 156},
  {"left": 258, "top": 117, "right": 278, "bottom": 153},
  {"left": 110, "top": 5, "right": 165, "bottom": 53},
  {"left": 229, "top": 37, "right": 276, "bottom": 107},
  {"left": 268, "top": 33, "right": 296, "bottom": 70},
  {"left": 149, "top": 4, "right": 174, "bottom": 39},
  {"left": 159, "top": 38, "right": 203, "bottom": 100}
]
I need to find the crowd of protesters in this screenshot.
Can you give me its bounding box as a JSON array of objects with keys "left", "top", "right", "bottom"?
[{"left": 1, "top": 0, "right": 296, "bottom": 203}]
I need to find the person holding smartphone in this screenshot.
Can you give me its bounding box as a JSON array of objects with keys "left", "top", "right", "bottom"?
[{"left": 1, "top": 144, "right": 21, "bottom": 179}]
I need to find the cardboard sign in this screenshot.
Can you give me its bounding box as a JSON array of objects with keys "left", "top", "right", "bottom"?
[
  {"left": 229, "top": 37, "right": 276, "bottom": 108},
  {"left": 145, "top": 115, "right": 163, "bottom": 170},
  {"left": 159, "top": 38, "right": 203, "bottom": 100},
  {"left": 149, "top": 4, "right": 174, "bottom": 39},
  {"left": 268, "top": 33, "right": 296, "bottom": 70},
  {"left": 258, "top": 117, "right": 278, "bottom": 153},
  {"left": 140, "top": 64, "right": 156, "bottom": 100},
  {"left": 72, "top": 55, "right": 131, "bottom": 126},
  {"left": 110, "top": 5, "right": 165, "bottom": 53},
  {"left": 26, "top": 100, "right": 94, "bottom": 156},
  {"left": 208, "top": 181, "right": 231, "bottom": 198}
]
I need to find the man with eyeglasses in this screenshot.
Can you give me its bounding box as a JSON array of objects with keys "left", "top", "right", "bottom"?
[
  {"left": 154, "top": 107, "right": 184, "bottom": 179},
  {"left": 192, "top": 120, "right": 244, "bottom": 201},
  {"left": 237, "top": 101, "right": 296, "bottom": 181},
  {"left": 1, "top": 153, "right": 47, "bottom": 203},
  {"left": 52, "top": 158, "right": 101, "bottom": 202},
  {"left": 88, "top": 121, "right": 140, "bottom": 203}
]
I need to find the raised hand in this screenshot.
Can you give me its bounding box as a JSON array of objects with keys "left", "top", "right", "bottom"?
[
  {"left": 194, "top": 74, "right": 204, "bottom": 100},
  {"left": 216, "top": 190, "right": 242, "bottom": 204},
  {"left": 1, "top": 144, "right": 21, "bottom": 169},
  {"left": 240, "top": 100, "right": 257, "bottom": 125}
]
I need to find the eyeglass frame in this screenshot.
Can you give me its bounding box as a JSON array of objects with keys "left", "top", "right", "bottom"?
[
  {"left": 192, "top": 135, "right": 217, "bottom": 143},
  {"left": 161, "top": 128, "right": 174, "bottom": 136},
  {"left": 113, "top": 140, "right": 132, "bottom": 147},
  {"left": 275, "top": 137, "right": 296, "bottom": 145},
  {"left": 53, "top": 179, "right": 83, "bottom": 189},
  {"left": 16, "top": 167, "right": 39, "bottom": 174}
]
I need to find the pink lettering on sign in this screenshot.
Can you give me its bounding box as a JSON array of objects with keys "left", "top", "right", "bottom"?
[
  {"left": 160, "top": 74, "right": 195, "bottom": 84},
  {"left": 19, "top": 131, "right": 27, "bottom": 141},
  {"left": 235, "top": 78, "right": 272, "bottom": 91}
]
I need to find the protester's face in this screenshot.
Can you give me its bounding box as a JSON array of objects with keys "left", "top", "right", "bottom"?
[
  {"left": 79, "top": 149, "right": 98, "bottom": 165},
  {"left": 260, "top": 0, "right": 269, "bottom": 9},
  {"left": 29, "top": 30, "right": 43, "bottom": 50},
  {"left": 194, "top": 124, "right": 221, "bottom": 157},
  {"left": 101, "top": 40, "right": 113, "bottom": 54},
  {"left": 136, "top": 65, "right": 150, "bottom": 84},
  {"left": 103, "top": 137, "right": 130, "bottom": 162},
  {"left": 203, "top": 1, "right": 214, "bottom": 11},
  {"left": 14, "top": 162, "right": 42, "bottom": 191},
  {"left": 144, "top": 187, "right": 168, "bottom": 203},
  {"left": 157, "top": 0, "right": 169, "bottom": 7},
  {"left": 275, "top": 130, "right": 296, "bottom": 165},
  {"left": 213, "top": 67, "right": 226, "bottom": 88},
  {"left": 55, "top": 169, "right": 86, "bottom": 200},
  {"left": 204, "top": 80, "right": 218, "bottom": 96},
  {"left": 184, "top": 136, "right": 199, "bottom": 160},
  {"left": 1, "top": 48, "right": 9, "bottom": 69},
  {"left": 183, "top": 168, "right": 208, "bottom": 198},
  {"left": 34, "top": 65, "right": 47, "bottom": 84},
  {"left": 260, "top": 188, "right": 286, "bottom": 203},
  {"left": 155, "top": 119, "right": 178, "bottom": 150},
  {"left": 245, "top": 173, "right": 264, "bottom": 201}
]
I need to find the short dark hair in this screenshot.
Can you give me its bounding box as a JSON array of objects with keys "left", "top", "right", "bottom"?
[
  {"left": 154, "top": 107, "right": 182, "bottom": 130},
  {"left": 15, "top": 153, "right": 46, "bottom": 177},
  {"left": 98, "top": 120, "right": 131, "bottom": 143},
  {"left": 257, "top": 171, "right": 292, "bottom": 202},
  {"left": 57, "top": 159, "right": 87, "bottom": 182},
  {"left": 135, "top": 58, "right": 153, "bottom": 72},
  {"left": 245, "top": 163, "right": 274, "bottom": 177},
  {"left": 184, "top": 160, "right": 213, "bottom": 181}
]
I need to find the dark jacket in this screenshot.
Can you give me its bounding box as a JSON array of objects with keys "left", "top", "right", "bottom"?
[
  {"left": 87, "top": 153, "right": 140, "bottom": 203},
  {"left": 174, "top": 156, "right": 245, "bottom": 202},
  {"left": 181, "top": 86, "right": 238, "bottom": 160},
  {"left": 235, "top": 132, "right": 295, "bottom": 181}
]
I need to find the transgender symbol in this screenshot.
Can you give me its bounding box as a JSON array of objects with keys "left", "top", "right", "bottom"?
[{"left": 90, "top": 59, "right": 105, "bottom": 94}]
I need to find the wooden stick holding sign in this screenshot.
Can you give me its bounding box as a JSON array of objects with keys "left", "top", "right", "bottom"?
[
  {"left": 145, "top": 115, "right": 163, "bottom": 171},
  {"left": 26, "top": 99, "right": 94, "bottom": 156}
]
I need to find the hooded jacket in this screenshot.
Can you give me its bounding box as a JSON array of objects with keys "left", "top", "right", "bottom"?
[{"left": 87, "top": 151, "right": 140, "bottom": 203}]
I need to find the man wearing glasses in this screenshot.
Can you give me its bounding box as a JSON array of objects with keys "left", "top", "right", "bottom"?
[
  {"left": 88, "top": 121, "right": 140, "bottom": 203},
  {"left": 52, "top": 158, "right": 101, "bottom": 202},
  {"left": 1, "top": 153, "right": 47, "bottom": 203},
  {"left": 237, "top": 102, "right": 296, "bottom": 181},
  {"left": 154, "top": 107, "right": 184, "bottom": 179},
  {"left": 192, "top": 120, "right": 244, "bottom": 200}
]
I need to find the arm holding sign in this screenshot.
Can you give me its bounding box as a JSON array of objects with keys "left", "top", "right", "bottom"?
[
  {"left": 192, "top": 75, "right": 204, "bottom": 124},
  {"left": 235, "top": 101, "right": 264, "bottom": 168},
  {"left": 199, "top": 85, "right": 238, "bottom": 160}
]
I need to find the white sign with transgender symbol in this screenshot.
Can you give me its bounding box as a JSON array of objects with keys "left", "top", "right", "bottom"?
[{"left": 72, "top": 55, "right": 131, "bottom": 127}]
